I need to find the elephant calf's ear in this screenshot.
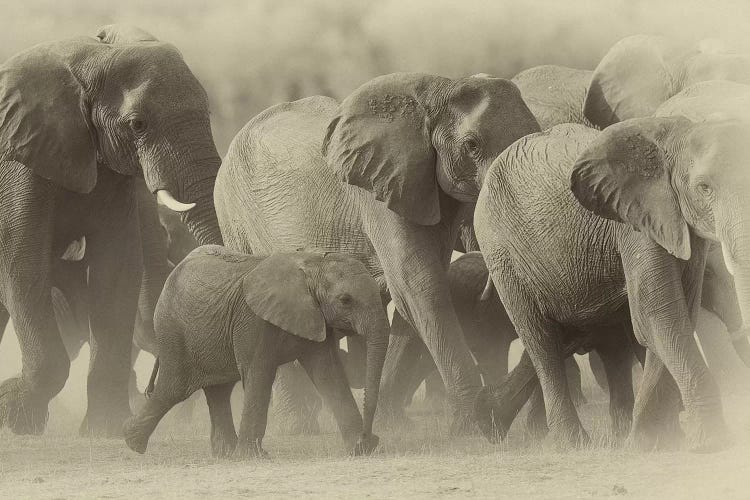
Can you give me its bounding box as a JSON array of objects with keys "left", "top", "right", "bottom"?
[
  {"left": 570, "top": 117, "right": 691, "bottom": 260},
  {"left": 0, "top": 45, "right": 98, "bottom": 193},
  {"left": 322, "top": 73, "right": 441, "bottom": 226},
  {"left": 243, "top": 254, "right": 327, "bottom": 342}
]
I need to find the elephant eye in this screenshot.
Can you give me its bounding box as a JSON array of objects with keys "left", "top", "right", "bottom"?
[
  {"left": 339, "top": 293, "right": 353, "bottom": 306},
  {"left": 697, "top": 182, "right": 713, "bottom": 197},
  {"left": 464, "top": 138, "right": 481, "bottom": 157},
  {"left": 129, "top": 118, "right": 147, "bottom": 135}
]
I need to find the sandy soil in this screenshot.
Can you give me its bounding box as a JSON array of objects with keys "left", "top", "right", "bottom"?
[
  {"left": 3, "top": 318, "right": 750, "bottom": 499},
  {"left": 2, "top": 381, "right": 750, "bottom": 499}
]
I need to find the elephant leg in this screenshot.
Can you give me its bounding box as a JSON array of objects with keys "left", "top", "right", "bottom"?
[
  {"left": 474, "top": 338, "right": 511, "bottom": 387},
  {"left": 621, "top": 234, "right": 727, "bottom": 452},
  {"left": 377, "top": 315, "right": 428, "bottom": 426},
  {"left": 519, "top": 321, "right": 588, "bottom": 448},
  {"left": 0, "top": 172, "right": 69, "bottom": 434},
  {"left": 523, "top": 384, "right": 549, "bottom": 441},
  {"left": 357, "top": 194, "right": 482, "bottom": 430},
  {"left": 122, "top": 357, "right": 192, "bottom": 454},
  {"left": 299, "top": 340, "right": 368, "bottom": 454},
  {"left": 588, "top": 351, "right": 609, "bottom": 394},
  {"left": 629, "top": 350, "right": 684, "bottom": 451},
  {"left": 423, "top": 370, "right": 446, "bottom": 411},
  {"left": 0, "top": 304, "right": 8, "bottom": 345},
  {"left": 596, "top": 335, "right": 635, "bottom": 441},
  {"left": 82, "top": 195, "right": 142, "bottom": 437},
  {"left": 565, "top": 358, "right": 586, "bottom": 406},
  {"left": 204, "top": 382, "right": 238, "bottom": 458},
  {"left": 474, "top": 350, "right": 540, "bottom": 442},
  {"left": 235, "top": 359, "right": 276, "bottom": 459},
  {"left": 271, "top": 362, "right": 322, "bottom": 435}
]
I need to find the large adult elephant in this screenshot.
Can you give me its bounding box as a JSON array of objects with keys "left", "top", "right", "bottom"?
[
  {"left": 0, "top": 27, "right": 222, "bottom": 436},
  {"left": 510, "top": 62, "right": 750, "bottom": 383},
  {"left": 215, "top": 74, "right": 540, "bottom": 430},
  {"left": 584, "top": 34, "right": 750, "bottom": 129},
  {"left": 474, "top": 113, "right": 750, "bottom": 452}
]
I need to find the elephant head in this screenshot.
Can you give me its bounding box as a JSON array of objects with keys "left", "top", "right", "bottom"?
[
  {"left": 571, "top": 116, "right": 750, "bottom": 365},
  {"left": 322, "top": 72, "right": 540, "bottom": 225},
  {"left": 242, "top": 252, "right": 390, "bottom": 443},
  {"left": 0, "top": 29, "right": 223, "bottom": 246},
  {"left": 584, "top": 35, "right": 750, "bottom": 129}
]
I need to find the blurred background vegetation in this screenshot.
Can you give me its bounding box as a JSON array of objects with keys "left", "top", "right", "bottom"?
[{"left": 2, "top": 0, "right": 749, "bottom": 154}]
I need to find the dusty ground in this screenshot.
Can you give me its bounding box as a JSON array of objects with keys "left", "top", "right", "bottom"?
[
  {"left": 2, "top": 370, "right": 750, "bottom": 499},
  {"left": 3, "top": 316, "right": 750, "bottom": 499}
]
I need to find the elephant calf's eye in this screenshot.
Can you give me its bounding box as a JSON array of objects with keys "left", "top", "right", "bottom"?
[{"left": 339, "top": 294, "right": 353, "bottom": 306}]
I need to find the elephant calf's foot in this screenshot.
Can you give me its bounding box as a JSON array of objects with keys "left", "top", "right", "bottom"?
[
  {"left": 351, "top": 433, "right": 380, "bottom": 456},
  {"left": 0, "top": 377, "right": 49, "bottom": 435}
]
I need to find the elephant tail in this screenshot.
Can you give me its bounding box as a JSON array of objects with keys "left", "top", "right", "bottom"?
[{"left": 145, "top": 357, "right": 160, "bottom": 399}]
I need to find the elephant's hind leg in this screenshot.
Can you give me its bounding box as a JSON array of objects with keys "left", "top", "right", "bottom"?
[{"left": 204, "top": 382, "right": 237, "bottom": 458}]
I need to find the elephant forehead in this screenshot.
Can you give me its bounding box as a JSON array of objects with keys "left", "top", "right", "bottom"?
[{"left": 690, "top": 123, "right": 750, "bottom": 173}]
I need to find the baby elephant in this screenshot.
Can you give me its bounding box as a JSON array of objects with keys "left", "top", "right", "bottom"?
[{"left": 123, "top": 246, "right": 390, "bottom": 458}]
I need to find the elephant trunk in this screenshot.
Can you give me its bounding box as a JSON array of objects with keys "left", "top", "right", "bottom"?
[
  {"left": 361, "top": 317, "right": 389, "bottom": 438},
  {"left": 142, "top": 119, "right": 224, "bottom": 247},
  {"left": 179, "top": 174, "right": 224, "bottom": 246},
  {"left": 718, "top": 215, "right": 750, "bottom": 368}
]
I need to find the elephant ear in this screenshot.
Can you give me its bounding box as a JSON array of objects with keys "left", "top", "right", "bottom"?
[
  {"left": 95, "top": 24, "right": 158, "bottom": 44},
  {"left": 0, "top": 44, "right": 97, "bottom": 193},
  {"left": 570, "top": 117, "right": 691, "bottom": 260},
  {"left": 322, "top": 73, "right": 440, "bottom": 225},
  {"left": 584, "top": 35, "right": 687, "bottom": 128},
  {"left": 242, "top": 254, "right": 326, "bottom": 342}
]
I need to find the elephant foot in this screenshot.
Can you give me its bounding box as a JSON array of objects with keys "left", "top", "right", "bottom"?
[
  {"left": 80, "top": 402, "right": 133, "bottom": 438},
  {"left": 450, "top": 411, "right": 480, "bottom": 437},
  {"left": 686, "top": 412, "right": 732, "bottom": 454},
  {"left": 522, "top": 411, "right": 549, "bottom": 442},
  {"left": 375, "top": 407, "right": 416, "bottom": 432},
  {"left": 0, "top": 377, "right": 48, "bottom": 435},
  {"left": 234, "top": 439, "right": 270, "bottom": 460},
  {"left": 545, "top": 423, "right": 590, "bottom": 451},
  {"left": 628, "top": 417, "right": 684, "bottom": 452},
  {"left": 351, "top": 433, "right": 380, "bottom": 456},
  {"left": 211, "top": 432, "right": 238, "bottom": 458},
  {"left": 122, "top": 416, "right": 150, "bottom": 454}
]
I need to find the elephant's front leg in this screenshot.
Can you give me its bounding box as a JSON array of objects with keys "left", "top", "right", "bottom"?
[
  {"left": 83, "top": 199, "right": 143, "bottom": 437},
  {"left": 0, "top": 169, "right": 70, "bottom": 434},
  {"left": 299, "top": 339, "right": 378, "bottom": 455},
  {"left": 271, "top": 362, "right": 321, "bottom": 435},
  {"left": 620, "top": 232, "right": 728, "bottom": 452},
  {"left": 357, "top": 194, "right": 482, "bottom": 431}
]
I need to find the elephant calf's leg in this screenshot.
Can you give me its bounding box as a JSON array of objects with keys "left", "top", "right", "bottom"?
[
  {"left": 204, "top": 382, "right": 237, "bottom": 457},
  {"left": 235, "top": 362, "right": 276, "bottom": 459},
  {"left": 299, "top": 342, "right": 368, "bottom": 454}
]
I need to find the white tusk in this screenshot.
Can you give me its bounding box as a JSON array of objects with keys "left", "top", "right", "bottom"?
[
  {"left": 156, "top": 190, "right": 196, "bottom": 212},
  {"left": 61, "top": 236, "right": 86, "bottom": 261},
  {"left": 721, "top": 243, "right": 736, "bottom": 277}
]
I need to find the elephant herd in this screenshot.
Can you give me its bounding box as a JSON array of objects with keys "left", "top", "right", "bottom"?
[{"left": 0, "top": 26, "right": 749, "bottom": 458}]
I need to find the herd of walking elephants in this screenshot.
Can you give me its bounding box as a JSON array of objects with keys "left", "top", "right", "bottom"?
[{"left": 0, "top": 24, "right": 749, "bottom": 458}]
